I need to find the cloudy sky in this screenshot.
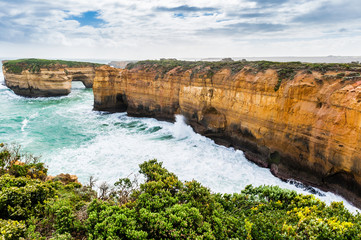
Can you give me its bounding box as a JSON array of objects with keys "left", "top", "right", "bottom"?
[{"left": 0, "top": 0, "right": 360, "bottom": 60}]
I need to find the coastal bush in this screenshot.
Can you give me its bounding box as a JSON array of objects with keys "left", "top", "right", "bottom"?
[
  {"left": 0, "top": 173, "right": 96, "bottom": 239},
  {"left": 0, "top": 143, "right": 96, "bottom": 239},
  {"left": 86, "top": 160, "right": 361, "bottom": 239},
  {"left": 0, "top": 219, "right": 27, "bottom": 240},
  {"left": 0, "top": 143, "right": 47, "bottom": 180},
  {"left": 1, "top": 144, "right": 361, "bottom": 239},
  {"left": 0, "top": 174, "right": 56, "bottom": 220}
]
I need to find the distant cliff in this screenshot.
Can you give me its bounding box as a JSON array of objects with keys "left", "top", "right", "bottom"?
[
  {"left": 2, "top": 59, "right": 102, "bottom": 97},
  {"left": 93, "top": 59, "right": 361, "bottom": 207},
  {"left": 109, "top": 60, "right": 137, "bottom": 69}
]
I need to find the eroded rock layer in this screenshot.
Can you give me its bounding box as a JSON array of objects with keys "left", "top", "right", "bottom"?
[
  {"left": 94, "top": 63, "right": 361, "bottom": 206},
  {"left": 2, "top": 60, "right": 98, "bottom": 97}
]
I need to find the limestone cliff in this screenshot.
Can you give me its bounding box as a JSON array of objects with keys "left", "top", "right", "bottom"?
[
  {"left": 93, "top": 60, "right": 361, "bottom": 207},
  {"left": 109, "top": 60, "right": 136, "bottom": 69},
  {"left": 2, "top": 59, "right": 101, "bottom": 97}
]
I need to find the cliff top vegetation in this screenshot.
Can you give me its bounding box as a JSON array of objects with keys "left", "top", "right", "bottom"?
[
  {"left": 1, "top": 142, "right": 361, "bottom": 239},
  {"left": 2, "top": 58, "right": 103, "bottom": 74},
  {"left": 126, "top": 59, "right": 361, "bottom": 76}
]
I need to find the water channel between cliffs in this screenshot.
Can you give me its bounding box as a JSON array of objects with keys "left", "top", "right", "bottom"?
[{"left": 0, "top": 63, "right": 359, "bottom": 213}]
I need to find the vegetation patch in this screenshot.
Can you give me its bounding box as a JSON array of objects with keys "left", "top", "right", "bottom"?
[
  {"left": 3, "top": 59, "right": 103, "bottom": 74},
  {"left": 1, "top": 143, "right": 361, "bottom": 239},
  {"left": 274, "top": 68, "right": 296, "bottom": 91}
]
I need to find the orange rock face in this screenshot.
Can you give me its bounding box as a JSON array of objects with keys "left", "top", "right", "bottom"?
[
  {"left": 46, "top": 173, "right": 80, "bottom": 184},
  {"left": 94, "top": 64, "right": 361, "bottom": 206},
  {"left": 3, "top": 66, "right": 96, "bottom": 97}
]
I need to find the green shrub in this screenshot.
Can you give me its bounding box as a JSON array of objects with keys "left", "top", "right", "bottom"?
[
  {"left": 274, "top": 68, "right": 295, "bottom": 91},
  {"left": 0, "top": 143, "right": 47, "bottom": 180},
  {"left": 1, "top": 145, "right": 361, "bottom": 239},
  {"left": 86, "top": 159, "right": 361, "bottom": 239},
  {"left": 0, "top": 174, "right": 56, "bottom": 220},
  {"left": 49, "top": 232, "right": 73, "bottom": 240},
  {"left": 0, "top": 219, "right": 27, "bottom": 240}
]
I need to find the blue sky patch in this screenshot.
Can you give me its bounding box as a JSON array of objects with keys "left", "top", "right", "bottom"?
[
  {"left": 174, "top": 13, "right": 185, "bottom": 18},
  {"left": 66, "top": 10, "right": 105, "bottom": 27}
]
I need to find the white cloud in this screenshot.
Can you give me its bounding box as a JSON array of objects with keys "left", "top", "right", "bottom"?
[{"left": 0, "top": 0, "right": 360, "bottom": 59}]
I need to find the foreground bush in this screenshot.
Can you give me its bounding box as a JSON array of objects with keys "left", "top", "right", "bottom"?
[
  {"left": 0, "top": 143, "right": 47, "bottom": 180},
  {"left": 86, "top": 160, "right": 361, "bottom": 239},
  {"left": 1, "top": 144, "right": 361, "bottom": 239},
  {"left": 0, "top": 144, "right": 95, "bottom": 239}
]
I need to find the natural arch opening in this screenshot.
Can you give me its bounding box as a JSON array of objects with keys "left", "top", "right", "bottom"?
[
  {"left": 71, "top": 81, "right": 87, "bottom": 89},
  {"left": 71, "top": 73, "right": 93, "bottom": 88}
]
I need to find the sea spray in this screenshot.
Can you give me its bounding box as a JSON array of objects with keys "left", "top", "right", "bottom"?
[
  {"left": 21, "top": 112, "right": 39, "bottom": 132},
  {"left": 21, "top": 119, "right": 29, "bottom": 132},
  {"left": 172, "top": 115, "right": 197, "bottom": 140}
]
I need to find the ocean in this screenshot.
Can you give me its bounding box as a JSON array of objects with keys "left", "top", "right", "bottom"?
[{"left": 0, "top": 60, "right": 358, "bottom": 212}]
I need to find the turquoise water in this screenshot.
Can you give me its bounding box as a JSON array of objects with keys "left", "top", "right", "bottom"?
[{"left": 0, "top": 61, "right": 358, "bottom": 212}]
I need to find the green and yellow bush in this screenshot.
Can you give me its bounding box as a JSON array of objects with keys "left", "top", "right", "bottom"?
[
  {"left": 1, "top": 144, "right": 361, "bottom": 239},
  {"left": 86, "top": 160, "right": 361, "bottom": 239},
  {"left": 0, "top": 143, "right": 47, "bottom": 180}
]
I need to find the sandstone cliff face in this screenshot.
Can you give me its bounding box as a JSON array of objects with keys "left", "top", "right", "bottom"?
[
  {"left": 93, "top": 64, "right": 361, "bottom": 206},
  {"left": 2, "top": 66, "right": 96, "bottom": 97}
]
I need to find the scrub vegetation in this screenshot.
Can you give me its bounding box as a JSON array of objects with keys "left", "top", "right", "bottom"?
[
  {"left": 1, "top": 143, "right": 361, "bottom": 239},
  {"left": 3, "top": 59, "right": 103, "bottom": 74}
]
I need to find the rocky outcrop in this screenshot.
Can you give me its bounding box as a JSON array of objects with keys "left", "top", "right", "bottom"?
[
  {"left": 46, "top": 173, "right": 80, "bottom": 184},
  {"left": 93, "top": 62, "right": 361, "bottom": 207},
  {"left": 2, "top": 60, "right": 100, "bottom": 97}
]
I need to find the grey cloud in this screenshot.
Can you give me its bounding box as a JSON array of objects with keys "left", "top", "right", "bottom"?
[
  {"left": 155, "top": 5, "right": 217, "bottom": 12},
  {"left": 251, "top": 0, "right": 289, "bottom": 7},
  {"left": 229, "top": 22, "right": 286, "bottom": 32},
  {"left": 0, "top": 22, "right": 32, "bottom": 43},
  {"left": 293, "top": 1, "right": 361, "bottom": 24},
  {"left": 233, "top": 12, "right": 272, "bottom": 18},
  {"left": 0, "top": 9, "right": 40, "bottom": 43},
  {"left": 199, "top": 22, "right": 287, "bottom": 36}
]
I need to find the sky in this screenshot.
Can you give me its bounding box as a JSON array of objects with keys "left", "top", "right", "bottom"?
[{"left": 0, "top": 0, "right": 360, "bottom": 60}]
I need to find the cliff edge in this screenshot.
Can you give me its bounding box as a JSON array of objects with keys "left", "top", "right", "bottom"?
[
  {"left": 93, "top": 59, "right": 361, "bottom": 207},
  {"left": 2, "top": 59, "right": 102, "bottom": 97}
]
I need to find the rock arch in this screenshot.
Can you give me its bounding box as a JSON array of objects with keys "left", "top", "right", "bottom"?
[{"left": 71, "top": 72, "right": 93, "bottom": 88}]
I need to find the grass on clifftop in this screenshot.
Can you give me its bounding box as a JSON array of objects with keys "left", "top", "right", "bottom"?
[
  {"left": 3, "top": 58, "right": 103, "bottom": 74},
  {"left": 1, "top": 142, "right": 361, "bottom": 239}
]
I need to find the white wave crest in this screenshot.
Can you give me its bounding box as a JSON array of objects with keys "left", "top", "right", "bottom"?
[{"left": 172, "top": 115, "right": 197, "bottom": 140}]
